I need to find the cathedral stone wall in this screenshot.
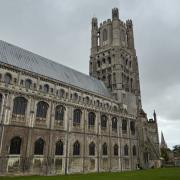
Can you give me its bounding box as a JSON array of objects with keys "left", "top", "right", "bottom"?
[{"left": 0, "top": 63, "right": 138, "bottom": 175}]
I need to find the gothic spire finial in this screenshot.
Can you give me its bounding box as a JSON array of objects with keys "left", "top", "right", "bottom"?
[
  {"left": 153, "top": 110, "right": 157, "bottom": 121},
  {"left": 112, "top": 7, "right": 119, "bottom": 20}
]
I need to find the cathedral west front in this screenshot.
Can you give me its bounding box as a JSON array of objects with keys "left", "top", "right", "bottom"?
[{"left": 0, "top": 8, "right": 160, "bottom": 175}]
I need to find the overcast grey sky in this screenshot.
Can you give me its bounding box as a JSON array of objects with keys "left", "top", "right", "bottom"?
[{"left": 0, "top": 0, "right": 179, "bottom": 148}]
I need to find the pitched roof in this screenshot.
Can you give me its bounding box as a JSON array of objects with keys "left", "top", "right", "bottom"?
[{"left": 0, "top": 40, "right": 110, "bottom": 97}]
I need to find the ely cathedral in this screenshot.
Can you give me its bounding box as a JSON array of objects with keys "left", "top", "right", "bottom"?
[{"left": 0, "top": 8, "right": 160, "bottom": 175}]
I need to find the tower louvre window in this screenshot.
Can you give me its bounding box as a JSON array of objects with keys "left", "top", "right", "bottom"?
[
  {"left": 101, "top": 115, "right": 107, "bottom": 128},
  {"left": 103, "top": 29, "right": 108, "bottom": 41},
  {"left": 108, "top": 57, "right": 111, "bottom": 64},
  {"left": 122, "top": 119, "right": 127, "bottom": 133},
  {"left": 112, "top": 117, "right": 117, "bottom": 130}
]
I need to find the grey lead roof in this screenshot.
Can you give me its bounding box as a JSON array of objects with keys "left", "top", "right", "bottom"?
[{"left": 0, "top": 40, "right": 110, "bottom": 97}]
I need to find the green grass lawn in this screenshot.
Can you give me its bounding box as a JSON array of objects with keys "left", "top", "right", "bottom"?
[{"left": 1, "top": 168, "right": 180, "bottom": 180}]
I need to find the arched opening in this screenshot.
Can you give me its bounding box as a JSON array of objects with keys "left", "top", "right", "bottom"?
[
  {"left": 112, "top": 117, "right": 117, "bottom": 131},
  {"left": 122, "top": 119, "right": 127, "bottom": 134},
  {"left": 88, "top": 112, "right": 95, "bottom": 127},
  {"left": 102, "top": 143, "right": 107, "bottom": 155},
  {"left": 124, "top": 144, "right": 129, "bottom": 156},
  {"left": 108, "top": 74, "right": 112, "bottom": 88},
  {"left": 4, "top": 73, "right": 12, "bottom": 85},
  {"left": 9, "top": 136, "right": 22, "bottom": 154},
  {"left": 121, "top": 30, "right": 126, "bottom": 41},
  {"left": 13, "top": 97, "right": 28, "bottom": 115},
  {"left": 130, "top": 121, "right": 135, "bottom": 135},
  {"left": 36, "top": 101, "right": 49, "bottom": 119},
  {"left": 73, "top": 93, "right": 78, "bottom": 101},
  {"left": 0, "top": 94, "right": 3, "bottom": 114},
  {"left": 59, "top": 89, "right": 65, "bottom": 98},
  {"left": 101, "top": 115, "right": 107, "bottom": 129},
  {"left": 44, "top": 84, "right": 49, "bottom": 93},
  {"left": 73, "top": 109, "right": 82, "bottom": 126},
  {"left": 133, "top": 145, "right": 137, "bottom": 156},
  {"left": 103, "top": 29, "right": 108, "bottom": 41},
  {"left": 55, "top": 140, "right": 63, "bottom": 155},
  {"left": 73, "top": 141, "right": 80, "bottom": 155},
  {"left": 34, "top": 138, "right": 45, "bottom": 155},
  {"left": 85, "top": 96, "right": 90, "bottom": 104},
  {"left": 25, "top": 79, "right": 32, "bottom": 89},
  {"left": 55, "top": 105, "right": 65, "bottom": 121},
  {"left": 89, "top": 142, "right": 95, "bottom": 156},
  {"left": 114, "top": 144, "right": 118, "bottom": 156},
  {"left": 108, "top": 57, "right": 111, "bottom": 64}
]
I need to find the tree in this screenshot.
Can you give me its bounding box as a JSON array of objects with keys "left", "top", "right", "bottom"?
[
  {"left": 161, "top": 147, "right": 169, "bottom": 162},
  {"left": 173, "top": 145, "right": 180, "bottom": 157}
]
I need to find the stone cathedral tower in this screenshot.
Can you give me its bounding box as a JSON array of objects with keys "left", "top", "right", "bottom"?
[{"left": 90, "top": 8, "right": 141, "bottom": 116}]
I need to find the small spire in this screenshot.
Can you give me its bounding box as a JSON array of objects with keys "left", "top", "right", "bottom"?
[
  {"left": 112, "top": 7, "right": 119, "bottom": 20},
  {"left": 161, "top": 131, "right": 168, "bottom": 149},
  {"left": 153, "top": 110, "right": 157, "bottom": 122}
]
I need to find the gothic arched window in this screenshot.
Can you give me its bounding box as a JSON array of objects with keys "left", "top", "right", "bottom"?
[
  {"left": 88, "top": 112, "right": 95, "bottom": 127},
  {"left": 44, "top": 84, "right": 49, "bottom": 93},
  {"left": 0, "top": 94, "right": 2, "bottom": 114},
  {"left": 97, "top": 60, "right": 101, "bottom": 67},
  {"left": 34, "top": 138, "right": 45, "bottom": 155},
  {"left": 59, "top": 89, "right": 65, "bottom": 98},
  {"left": 133, "top": 145, "right": 137, "bottom": 156},
  {"left": 73, "top": 141, "right": 80, "bottom": 155},
  {"left": 55, "top": 140, "right": 63, "bottom": 155},
  {"left": 112, "top": 117, "right": 117, "bottom": 130},
  {"left": 89, "top": 142, "right": 95, "bottom": 156},
  {"left": 73, "top": 93, "right": 78, "bottom": 101},
  {"left": 114, "top": 144, "right": 119, "bottom": 156},
  {"left": 122, "top": 119, "right": 127, "bottom": 133},
  {"left": 102, "top": 143, "right": 107, "bottom": 155},
  {"left": 73, "top": 109, "right": 82, "bottom": 125},
  {"left": 130, "top": 121, "right": 135, "bottom": 135},
  {"left": 9, "top": 136, "right": 22, "bottom": 154},
  {"left": 113, "top": 73, "right": 116, "bottom": 84},
  {"left": 36, "top": 101, "right": 49, "bottom": 118},
  {"left": 108, "top": 74, "right": 112, "bottom": 88},
  {"left": 101, "top": 115, "right": 107, "bottom": 128},
  {"left": 13, "top": 97, "right": 27, "bottom": 115},
  {"left": 121, "top": 30, "right": 126, "bottom": 41},
  {"left": 103, "top": 29, "right": 108, "bottom": 41},
  {"left": 25, "top": 79, "right": 32, "bottom": 89},
  {"left": 124, "top": 144, "right": 129, "bottom": 156},
  {"left": 55, "top": 105, "right": 65, "bottom": 121},
  {"left": 108, "top": 57, "right": 111, "bottom": 64},
  {"left": 85, "top": 96, "right": 90, "bottom": 104},
  {"left": 4, "top": 73, "right": 12, "bottom": 85}
]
